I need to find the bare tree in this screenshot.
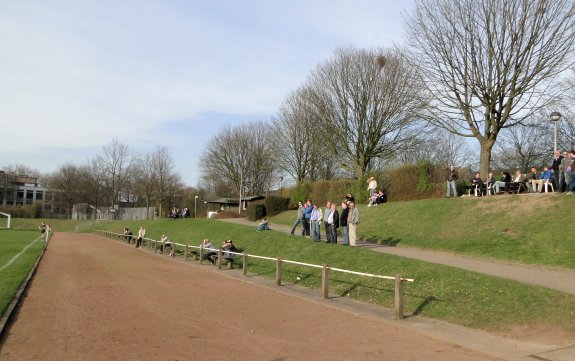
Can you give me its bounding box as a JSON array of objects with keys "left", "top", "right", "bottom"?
[
  {"left": 492, "top": 116, "right": 556, "bottom": 171},
  {"left": 307, "top": 47, "right": 424, "bottom": 178},
  {"left": 149, "top": 146, "right": 182, "bottom": 218},
  {"left": 200, "top": 121, "right": 276, "bottom": 197},
  {"left": 47, "top": 163, "right": 83, "bottom": 218},
  {"left": 95, "top": 139, "right": 135, "bottom": 206},
  {"left": 272, "top": 86, "right": 330, "bottom": 183},
  {"left": 405, "top": 0, "right": 575, "bottom": 177}
]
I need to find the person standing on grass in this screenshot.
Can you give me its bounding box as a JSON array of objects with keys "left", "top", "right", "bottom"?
[
  {"left": 348, "top": 202, "right": 360, "bottom": 247},
  {"left": 302, "top": 199, "right": 313, "bottom": 237},
  {"left": 311, "top": 204, "right": 321, "bottom": 241},
  {"left": 326, "top": 203, "right": 339, "bottom": 244},
  {"left": 39, "top": 222, "right": 46, "bottom": 241},
  {"left": 135, "top": 226, "right": 146, "bottom": 248},
  {"left": 367, "top": 177, "right": 377, "bottom": 198},
  {"left": 551, "top": 150, "right": 563, "bottom": 193},
  {"left": 323, "top": 201, "right": 331, "bottom": 240},
  {"left": 290, "top": 201, "right": 304, "bottom": 235},
  {"left": 340, "top": 202, "right": 349, "bottom": 246},
  {"left": 446, "top": 165, "right": 458, "bottom": 197}
]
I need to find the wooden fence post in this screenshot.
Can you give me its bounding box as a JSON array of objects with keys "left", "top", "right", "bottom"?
[
  {"left": 199, "top": 246, "right": 204, "bottom": 264},
  {"left": 322, "top": 264, "right": 330, "bottom": 299},
  {"left": 395, "top": 274, "right": 404, "bottom": 320},
  {"left": 242, "top": 253, "right": 248, "bottom": 276},
  {"left": 217, "top": 249, "right": 223, "bottom": 270},
  {"left": 276, "top": 258, "right": 282, "bottom": 286},
  {"left": 184, "top": 245, "right": 189, "bottom": 261}
]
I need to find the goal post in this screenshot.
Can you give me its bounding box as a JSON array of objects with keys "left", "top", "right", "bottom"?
[{"left": 0, "top": 212, "right": 11, "bottom": 229}]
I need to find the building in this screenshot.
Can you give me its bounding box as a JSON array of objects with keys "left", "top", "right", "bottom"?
[{"left": 0, "top": 171, "right": 64, "bottom": 217}]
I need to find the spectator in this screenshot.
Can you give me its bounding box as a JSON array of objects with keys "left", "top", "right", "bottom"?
[
  {"left": 302, "top": 200, "right": 313, "bottom": 237},
  {"left": 326, "top": 203, "right": 339, "bottom": 244},
  {"left": 526, "top": 167, "right": 539, "bottom": 193},
  {"left": 135, "top": 226, "right": 146, "bottom": 248},
  {"left": 256, "top": 218, "right": 270, "bottom": 231},
  {"left": 367, "top": 177, "right": 378, "bottom": 198},
  {"left": 368, "top": 190, "right": 387, "bottom": 206},
  {"left": 289, "top": 201, "right": 304, "bottom": 235},
  {"left": 201, "top": 239, "right": 215, "bottom": 262},
  {"left": 38, "top": 222, "right": 46, "bottom": 241},
  {"left": 446, "top": 165, "right": 458, "bottom": 197},
  {"left": 469, "top": 172, "right": 484, "bottom": 196},
  {"left": 564, "top": 151, "right": 574, "bottom": 194},
  {"left": 323, "top": 202, "right": 331, "bottom": 240},
  {"left": 493, "top": 171, "right": 512, "bottom": 194},
  {"left": 345, "top": 193, "right": 355, "bottom": 203},
  {"left": 511, "top": 170, "right": 526, "bottom": 193},
  {"left": 123, "top": 228, "right": 133, "bottom": 244},
  {"left": 209, "top": 240, "right": 239, "bottom": 264},
  {"left": 539, "top": 166, "right": 554, "bottom": 192},
  {"left": 340, "top": 202, "right": 349, "bottom": 246},
  {"left": 160, "top": 234, "right": 174, "bottom": 256},
  {"left": 348, "top": 202, "right": 360, "bottom": 247},
  {"left": 485, "top": 171, "right": 495, "bottom": 194},
  {"left": 310, "top": 204, "right": 322, "bottom": 242},
  {"left": 551, "top": 150, "right": 563, "bottom": 193}
]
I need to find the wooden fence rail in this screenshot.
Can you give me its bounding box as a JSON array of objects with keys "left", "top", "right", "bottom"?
[{"left": 95, "top": 230, "right": 414, "bottom": 319}]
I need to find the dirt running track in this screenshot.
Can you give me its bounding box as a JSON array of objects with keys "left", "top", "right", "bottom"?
[{"left": 0, "top": 233, "right": 498, "bottom": 361}]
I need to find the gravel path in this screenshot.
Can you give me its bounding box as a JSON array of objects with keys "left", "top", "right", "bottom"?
[{"left": 0, "top": 232, "right": 500, "bottom": 361}]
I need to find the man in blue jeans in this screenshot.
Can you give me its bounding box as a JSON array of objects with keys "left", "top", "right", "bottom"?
[
  {"left": 289, "top": 201, "right": 304, "bottom": 235},
  {"left": 446, "top": 165, "right": 458, "bottom": 197}
]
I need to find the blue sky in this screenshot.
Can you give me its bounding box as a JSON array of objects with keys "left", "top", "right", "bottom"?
[{"left": 0, "top": 0, "right": 415, "bottom": 186}]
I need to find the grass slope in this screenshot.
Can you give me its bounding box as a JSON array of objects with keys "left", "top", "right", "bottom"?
[{"left": 271, "top": 194, "right": 575, "bottom": 268}]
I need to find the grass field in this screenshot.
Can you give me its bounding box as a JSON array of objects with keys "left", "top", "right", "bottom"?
[{"left": 0, "top": 230, "right": 45, "bottom": 316}]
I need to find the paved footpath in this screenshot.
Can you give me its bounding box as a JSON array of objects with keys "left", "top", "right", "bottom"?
[{"left": 220, "top": 217, "right": 575, "bottom": 361}]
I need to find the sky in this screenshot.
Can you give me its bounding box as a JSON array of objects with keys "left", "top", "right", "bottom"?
[{"left": 0, "top": 0, "right": 416, "bottom": 186}]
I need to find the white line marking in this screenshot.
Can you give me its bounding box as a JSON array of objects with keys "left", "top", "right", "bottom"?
[{"left": 0, "top": 237, "right": 42, "bottom": 273}]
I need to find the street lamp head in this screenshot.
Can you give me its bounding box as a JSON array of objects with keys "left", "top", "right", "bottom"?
[
  {"left": 550, "top": 111, "right": 562, "bottom": 122},
  {"left": 194, "top": 195, "right": 198, "bottom": 199}
]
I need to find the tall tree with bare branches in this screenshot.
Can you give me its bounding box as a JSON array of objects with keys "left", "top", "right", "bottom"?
[
  {"left": 405, "top": 0, "right": 575, "bottom": 177},
  {"left": 307, "top": 47, "right": 424, "bottom": 178},
  {"left": 200, "top": 121, "right": 276, "bottom": 197}
]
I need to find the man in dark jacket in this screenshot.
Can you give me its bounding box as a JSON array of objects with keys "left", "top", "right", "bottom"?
[{"left": 339, "top": 202, "right": 349, "bottom": 246}]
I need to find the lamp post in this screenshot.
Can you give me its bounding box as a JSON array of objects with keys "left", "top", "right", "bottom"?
[
  {"left": 279, "top": 176, "right": 283, "bottom": 193},
  {"left": 194, "top": 195, "right": 198, "bottom": 218},
  {"left": 550, "top": 112, "right": 562, "bottom": 152}
]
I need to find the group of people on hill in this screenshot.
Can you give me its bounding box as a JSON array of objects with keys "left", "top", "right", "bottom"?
[
  {"left": 447, "top": 149, "right": 575, "bottom": 197},
  {"left": 168, "top": 207, "right": 190, "bottom": 219},
  {"left": 289, "top": 196, "right": 360, "bottom": 246}
]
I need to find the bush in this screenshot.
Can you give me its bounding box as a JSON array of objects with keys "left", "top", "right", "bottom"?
[
  {"left": 290, "top": 182, "right": 312, "bottom": 207},
  {"left": 264, "top": 196, "right": 290, "bottom": 217},
  {"left": 246, "top": 203, "right": 266, "bottom": 222}
]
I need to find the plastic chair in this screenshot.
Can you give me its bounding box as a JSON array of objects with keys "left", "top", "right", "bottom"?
[{"left": 543, "top": 179, "right": 555, "bottom": 193}]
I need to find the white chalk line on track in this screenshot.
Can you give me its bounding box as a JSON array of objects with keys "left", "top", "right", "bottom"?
[{"left": 0, "top": 236, "right": 42, "bottom": 273}]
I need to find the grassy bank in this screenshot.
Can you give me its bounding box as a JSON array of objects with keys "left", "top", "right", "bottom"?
[
  {"left": 88, "top": 219, "right": 575, "bottom": 340},
  {"left": 271, "top": 194, "right": 575, "bottom": 268}
]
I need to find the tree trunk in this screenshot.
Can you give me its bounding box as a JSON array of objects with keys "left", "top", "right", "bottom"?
[{"left": 479, "top": 140, "right": 495, "bottom": 178}]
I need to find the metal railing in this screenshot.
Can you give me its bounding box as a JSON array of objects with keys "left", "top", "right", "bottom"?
[{"left": 95, "top": 230, "right": 414, "bottom": 319}]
